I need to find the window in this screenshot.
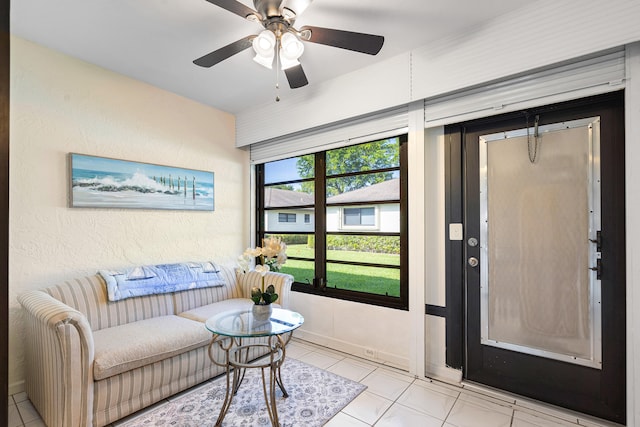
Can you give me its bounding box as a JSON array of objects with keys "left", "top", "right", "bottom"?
[
  {"left": 278, "top": 213, "right": 296, "bottom": 223},
  {"left": 256, "top": 135, "right": 408, "bottom": 310},
  {"left": 343, "top": 207, "right": 375, "bottom": 227}
]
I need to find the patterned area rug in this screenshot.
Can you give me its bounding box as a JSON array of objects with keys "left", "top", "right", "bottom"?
[{"left": 121, "top": 358, "right": 367, "bottom": 427}]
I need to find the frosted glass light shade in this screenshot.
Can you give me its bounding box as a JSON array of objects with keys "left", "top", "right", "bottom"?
[
  {"left": 253, "top": 52, "right": 274, "bottom": 69},
  {"left": 279, "top": 32, "right": 304, "bottom": 70},
  {"left": 281, "top": 32, "right": 304, "bottom": 59},
  {"left": 252, "top": 30, "right": 276, "bottom": 69},
  {"left": 279, "top": 51, "right": 300, "bottom": 69}
]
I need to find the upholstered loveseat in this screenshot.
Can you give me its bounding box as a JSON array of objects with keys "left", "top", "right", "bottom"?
[{"left": 17, "top": 262, "right": 293, "bottom": 427}]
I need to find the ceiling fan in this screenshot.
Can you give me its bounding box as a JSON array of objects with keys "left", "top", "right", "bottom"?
[{"left": 193, "top": 0, "right": 385, "bottom": 89}]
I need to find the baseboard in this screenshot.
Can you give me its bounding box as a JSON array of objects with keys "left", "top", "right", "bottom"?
[
  {"left": 294, "top": 329, "right": 410, "bottom": 371},
  {"left": 9, "top": 379, "right": 25, "bottom": 396},
  {"left": 425, "top": 363, "right": 463, "bottom": 385}
]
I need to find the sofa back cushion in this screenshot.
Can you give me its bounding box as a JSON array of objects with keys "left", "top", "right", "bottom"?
[
  {"left": 238, "top": 270, "right": 293, "bottom": 309},
  {"left": 46, "top": 275, "right": 174, "bottom": 331},
  {"left": 172, "top": 265, "right": 242, "bottom": 313}
]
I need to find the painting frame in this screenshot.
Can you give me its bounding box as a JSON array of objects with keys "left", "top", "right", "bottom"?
[{"left": 69, "top": 153, "right": 215, "bottom": 211}]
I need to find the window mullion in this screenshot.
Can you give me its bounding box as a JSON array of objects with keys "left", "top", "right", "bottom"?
[
  {"left": 314, "top": 152, "right": 327, "bottom": 286},
  {"left": 256, "top": 164, "right": 265, "bottom": 245}
]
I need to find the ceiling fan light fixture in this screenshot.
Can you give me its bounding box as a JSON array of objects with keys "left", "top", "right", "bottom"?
[
  {"left": 280, "top": 32, "right": 304, "bottom": 60},
  {"left": 252, "top": 30, "right": 276, "bottom": 69},
  {"left": 253, "top": 30, "right": 276, "bottom": 56},
  {"left": 279, "top": 52, "right": 300, "bottom": 70},
  {"left": 253, "top": 51, "right": 274, "bottom": 69}
]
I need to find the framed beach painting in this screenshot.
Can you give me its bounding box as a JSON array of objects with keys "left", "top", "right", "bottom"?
[{"left": 69, "top": 153, "right": 215, "bottom": 211}]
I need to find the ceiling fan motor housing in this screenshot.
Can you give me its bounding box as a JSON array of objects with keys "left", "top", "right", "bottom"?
[{"left": 253, "top": 0, "right": 290, "bottom": 21}]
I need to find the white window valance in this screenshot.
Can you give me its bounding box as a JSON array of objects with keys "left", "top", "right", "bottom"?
[
  {"left": 424, "top": 48, "right": 625, "bottom": 127},
  {"left": 250, "top": 105, "right": 408, "bottom": 164}
]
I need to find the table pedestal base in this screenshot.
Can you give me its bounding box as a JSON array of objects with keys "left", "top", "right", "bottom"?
[{"left": 208, "top": 334, "right": 290, "bottom": 427}]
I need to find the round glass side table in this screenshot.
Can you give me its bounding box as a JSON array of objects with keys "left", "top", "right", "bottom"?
[{"left": 205, "top": 308, "right": 304, "bottom": 427}]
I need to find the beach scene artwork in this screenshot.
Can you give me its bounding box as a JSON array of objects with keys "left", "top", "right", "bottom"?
[{"left": 70, "top": 153, "right": 214, "bottom": 211}]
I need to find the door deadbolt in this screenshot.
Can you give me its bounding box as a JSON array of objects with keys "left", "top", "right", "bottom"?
[
  {"left": 468, "top": 257, "right": 479, "bottom": 267},
  {"left": 468, "top": 237, "right": 478, "bottom": 247}
]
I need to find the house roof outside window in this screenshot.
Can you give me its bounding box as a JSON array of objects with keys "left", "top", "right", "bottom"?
[
  {"left": 327, "top": 178, "right": 399, "bottom": 204},
  {"left": 265, "top": 178, "right": 399, "bottom": 208},
  {"left": 264, "top": 187, "right": 314, "bottom": 208}
]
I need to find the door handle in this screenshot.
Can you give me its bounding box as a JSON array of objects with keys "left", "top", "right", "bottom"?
[{"left": 589, "top": 259, "right": 602, "bottom": 280}]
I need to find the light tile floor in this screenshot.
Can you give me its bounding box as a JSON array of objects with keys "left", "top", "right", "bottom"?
[{"left": 9, "top": 339, "right": 624, "bottom": 427}]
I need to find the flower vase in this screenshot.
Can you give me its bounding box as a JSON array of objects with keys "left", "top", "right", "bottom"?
[{"left": 252, "top": 304, "right": 272, "bottom": 322}]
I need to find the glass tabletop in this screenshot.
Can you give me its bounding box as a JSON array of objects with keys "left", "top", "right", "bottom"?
[{"left": 205, "top": 308, "right": 304, "bottom": 338}]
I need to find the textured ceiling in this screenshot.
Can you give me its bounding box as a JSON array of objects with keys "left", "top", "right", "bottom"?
[{"left": 11, "top": 0, "right": 532, "bottom": 114}]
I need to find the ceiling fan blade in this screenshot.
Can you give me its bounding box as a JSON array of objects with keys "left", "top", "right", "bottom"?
[
  {"left": 299, "top": 26, "right": 384, "bottom": 55},
  {"left": 193, "top": 36, "right": 254, "bottom": 67},
  {"left": 204, "top": 0, "right": 260, "bottom": 20},
  {"left": 284, "top": 64, "right": 309, "bottom": 89},
  {"left": 281, "top": 0, "right": 313, "bottom": 18}
]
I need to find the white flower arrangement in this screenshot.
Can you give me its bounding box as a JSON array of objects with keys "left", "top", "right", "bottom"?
[{"left": 238, "top": 236, "right": 287, "bottom": 305}]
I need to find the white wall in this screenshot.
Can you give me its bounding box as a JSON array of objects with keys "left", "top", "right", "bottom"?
[
  {"left": 625, "top": 41, "right": 640, "bottom": 427},
  {"left": 290, "top": 292, "right": 411, "bottom": 368},
  {"left": 8, "top": 36, "right": 249, "bottom": 394}
]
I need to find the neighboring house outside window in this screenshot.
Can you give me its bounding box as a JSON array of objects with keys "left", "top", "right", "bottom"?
[
  {"left": 263, "top": 188, "right": 314, "bottom": 233},
  {"left": 304, "top": 213, "right": 310, "bottom": 223}
]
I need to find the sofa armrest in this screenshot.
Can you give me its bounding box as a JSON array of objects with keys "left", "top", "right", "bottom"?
[
  {"left": 18, "top": 290, "right": 95, "bottom": 427},
  {"left": 238, "top": 271, "right": 294, "bottom": 309}
]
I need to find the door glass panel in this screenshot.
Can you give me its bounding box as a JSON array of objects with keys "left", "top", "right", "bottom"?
[{"left": 479, "top": 117, "right": 601, "bottom": 369}]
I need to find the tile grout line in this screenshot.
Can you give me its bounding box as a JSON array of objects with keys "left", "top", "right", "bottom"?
[
  {"left": 443, "top": 391, "right": 460, "bottom": 425},
  {"left": 371, "top": 377, "right": 418, "bottom": 426}
]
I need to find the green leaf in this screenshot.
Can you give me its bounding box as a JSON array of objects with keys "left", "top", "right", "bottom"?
[{"left": 251, "top": 287, "right": 262, "bottom": 304}]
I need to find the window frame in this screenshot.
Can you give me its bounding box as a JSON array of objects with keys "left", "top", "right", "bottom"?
[{"left": 256, "top": 134, "right": 408, "bottom": 310}]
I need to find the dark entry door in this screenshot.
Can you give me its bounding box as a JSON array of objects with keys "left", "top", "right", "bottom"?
[{"left": 457, "top": 93, "right": 626, "bottom": 423}]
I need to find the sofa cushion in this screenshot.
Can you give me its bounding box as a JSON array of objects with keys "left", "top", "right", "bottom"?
[
  {"left": 172, "top": 265, "right": 243, "bottom": 314},
  {"left": 177, "top": 298, "right": 281, "bottom": 323},
  {"left": 93, "top": 315, "right": 211, "bottom": 380},
  {"left": 46, "top": 275, "right": 176, "bottom": 331}
]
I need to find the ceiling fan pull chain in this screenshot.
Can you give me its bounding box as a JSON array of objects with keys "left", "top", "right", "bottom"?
[{"left": 275, "top": 38, "right": 281, "bottom": 102}]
